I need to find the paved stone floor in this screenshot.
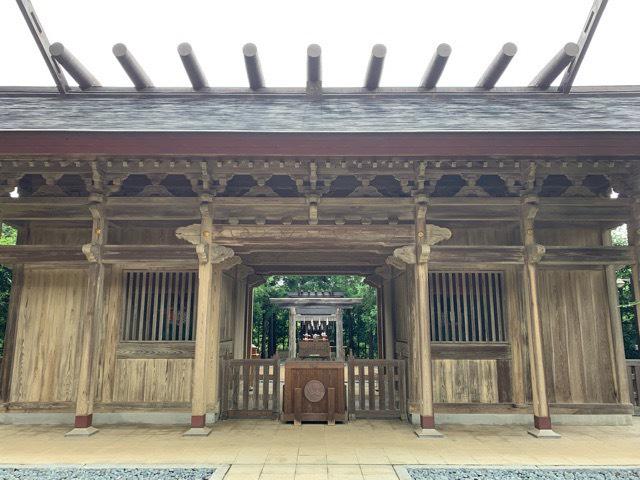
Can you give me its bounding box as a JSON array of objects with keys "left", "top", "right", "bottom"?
[{"left": 0, "top": 419, "right": 639, "bottom": 479}]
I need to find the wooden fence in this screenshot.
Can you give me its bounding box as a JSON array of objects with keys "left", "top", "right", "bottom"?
[
  {"left": 347, "top": 357, "right": 406, "bottom": 419},
  {"left": 628, "top": 360, "right": 640, "bottom": 413},
  {"left": 220, "top": 356, "right": 281, "bottom": 419}
]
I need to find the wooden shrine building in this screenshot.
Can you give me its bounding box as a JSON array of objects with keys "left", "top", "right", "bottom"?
[
  {"left": 0, "top": 0, "right": 638, "bottom": 438},
  {"left": 270, "top": 292, "right": 362, "bottom": 361}
]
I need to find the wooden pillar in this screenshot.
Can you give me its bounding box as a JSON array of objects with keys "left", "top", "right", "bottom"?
[
  {"left": 382, "top": 277, "right": 395, "bottom": 360},
  {"left": 520, "top": 195, "right": 559, "bottom": 438},
  {"left": 67, "top": 195, "right": 107, "bottom": 436},
  {"left": 289, "top": 307, "right": 297, "bottom": 359},
  {"left": 390, "top": 197, "right": 451, "bottom": 437},
  {"left": 177, "top": 197, "right": 235, "bottom": 436},
  {"left": 336, "top": 307, "right": 344, "bottom": 361}
]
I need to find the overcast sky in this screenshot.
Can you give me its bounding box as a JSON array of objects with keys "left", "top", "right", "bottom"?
[{"left": 1, "top": 0, "right": 639, "bottom": 89}]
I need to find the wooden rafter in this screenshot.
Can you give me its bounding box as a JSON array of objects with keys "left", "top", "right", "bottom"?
[
  {"left": 559, "top": 0, "right": 609, "bottom": 93},
  {"left": 15, "top": 0, "right": 68, "bottom": 94}
]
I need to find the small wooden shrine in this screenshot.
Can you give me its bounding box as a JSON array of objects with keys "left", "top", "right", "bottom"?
[{"left": 270, "top": 292, "right": 362, "bottom": 361}]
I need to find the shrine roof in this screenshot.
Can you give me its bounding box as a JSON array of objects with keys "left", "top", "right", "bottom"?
[{"left": 1, "top": 89, "right": 640, "bottom": 132}]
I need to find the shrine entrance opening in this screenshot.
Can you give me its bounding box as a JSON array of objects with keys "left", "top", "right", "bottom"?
[{"left": 250, "top": 275, "right": 381, "bottom": 360}]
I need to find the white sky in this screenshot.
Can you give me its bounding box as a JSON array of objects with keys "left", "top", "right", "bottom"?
[{"left": 1, "top": 0, "right": 639, "bottom": 88}]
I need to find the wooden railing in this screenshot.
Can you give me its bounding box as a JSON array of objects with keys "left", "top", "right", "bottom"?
[
  {"left": 347, "top": 357, "right": 406, "bottom": 419},
  {"left": 220, "top": 356, "right": 281, "bottom": 419},
  {"left": 628, "top": 360, "right": 640, "bottom": 411}
]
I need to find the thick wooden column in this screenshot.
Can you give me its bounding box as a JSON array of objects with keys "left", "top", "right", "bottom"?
[
  {"left": 390, "top": 196, "right": 450, "bottom": 437},
  {"left": 520, "top": 195, "right": 559, "bottom": 438},
  {"left": 67, "top": 195, "right": 107, "bottom": 436},
  {"left": 177, "top": 197, "right": 235, "bottom": 436}
]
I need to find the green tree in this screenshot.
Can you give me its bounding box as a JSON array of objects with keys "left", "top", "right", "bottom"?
[
  {"left": 612, "top": 225, "right": 639, "bottom": 359},
  {"left": 252, "top": 275, "right": 378, "bottom": 359},
  {"left": 0, "top": 224, "right": 17, "bottom": 355}
]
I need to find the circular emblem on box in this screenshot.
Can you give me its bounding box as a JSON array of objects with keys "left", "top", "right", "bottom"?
[{"left": 303, "top": 380, "right": 326, "bottom": 403}]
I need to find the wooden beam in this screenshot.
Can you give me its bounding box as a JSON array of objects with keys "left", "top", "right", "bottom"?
[
  {"left": 540, "top": 246, "right": 632, "bottom": 265},
  {"left": 364, "top": 44, "right": 386, "bottom": 91},
  {"left": 420, "top": 43, "right": 452, "bottom": 90},
  {"left": 0, "top": 245, "right": 87, "bottom": 264},
  {"left": 16, "top": 0, "right": 68, "bottom": 94},
  {"left": 476, "top": 43, "right": 517, "bottom": 90},
  {"left": 112, "top": 43, "right": 154, "bottom": 90},
  {"left": 49, "top": 43, "right": 100, "bottom": 91},
  {"left": 306, "top": 44, "right": 322, "bottom": 94},
  {"left": 3, "top": 131, "right": 640, "bottom": 157},
  {"left": 243, "top": 43, "right": 264, "bottom": 90},
  {"left": 530, "top": 43, "right": 579, "bottom": 90},
  {"left": 559, "top": 0, "right": 608, "bottom": 93},
  {"left": 429, "top": 246, "right": 524, "bottom": 265},
  {"left": 178, "top": 43, "right": 208, "bottom": 91}
]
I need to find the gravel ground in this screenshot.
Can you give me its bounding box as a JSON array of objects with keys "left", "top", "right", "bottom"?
[
  {"left": 0, "top": 467, "right": 217, "bottom": 480},
  {"left": 406, "top": 467, "right": 640, "bottom": 480}
]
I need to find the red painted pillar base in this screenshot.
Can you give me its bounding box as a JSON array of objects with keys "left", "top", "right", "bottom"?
[
  {"left": 415, "top": 414, "right": 443, "bottom": 438},
  {"left": 74, "top": 414, "right": 93, "bottom": 429},
  {"left": 528, "top": 415, "right": 561, "bottom": 438},
  {"left": 420, "top": 415, "right": 435, "bottom": 429},
  {"left": 534, "top": 415, "right": 552, "bottom": 430},
  {"left": 191, "top": 414, "right": 206, "bottom": 428}
]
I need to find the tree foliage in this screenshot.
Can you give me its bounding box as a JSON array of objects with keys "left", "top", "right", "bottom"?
[
  {"left": 612, "top": 225, "right": 639, "bottom": 359},
  {"left": 0, "top": 224, "right": 17, "bottom": 355},
  {"left": 252, "top": 275, "right": 378, "bottom": 359}
]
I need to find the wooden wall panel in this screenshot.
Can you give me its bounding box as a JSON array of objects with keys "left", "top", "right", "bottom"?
[
  {"left": 27, "top": 224, "right": 90, "bottom": 245},
  {"left": 10, "top": 267, "right": 87, "bottom": 403},
  {"left": 445, "top": 225, "right": 519, "bottom": 246},
  {"left": 432, "top": 359, "right": 499, "bottom": 403},
  {"left": 110, "top": 226, "right": 184, "bottom": 245},
  {"left": 111, "top": 359, "right": 193, "bottom": 403},
  {"left": 537, "top": 269, "right": 616, "bottom": 404},
  {"left": 536, "top": 227, "right": 601, "bottom": 247}
]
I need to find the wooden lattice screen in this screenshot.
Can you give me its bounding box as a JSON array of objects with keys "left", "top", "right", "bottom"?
[
  {"left": 121, "top": 270, "right": 197, "bottom": 342},
  {"left": 429, "top": 271, "right": 506, "bottom": 342}
]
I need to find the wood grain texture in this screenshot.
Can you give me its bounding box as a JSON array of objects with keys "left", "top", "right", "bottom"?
[
  {"left": 432, "top": 359, "right": 499, "bottom": 403},
  {"left": 537, "top": 269, "right": 616, "bottom": 404},
  {"left": 10, "top": 267, "right": 87, "bottom": 402},
  {"left": 111, "top": 358, "right": 193, "bottom": 403}
]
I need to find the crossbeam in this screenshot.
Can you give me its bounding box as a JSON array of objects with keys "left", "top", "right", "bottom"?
[
  {"left": 420, "top": 43, "right": 452, "bottom": 90},
  {"left": 530, "top": 43, "right": 579, "bottom": 90},
  {"left": 49, "top": 43, "right": 100, "bottom": 91},
  {"left": 477, "top": 43, "right": 517, "bottom": 90},
  {"left": 178, "top": 43, "right": 208, "bottom": 91},
  {"left": 112, "top": 43, "right": 154, "bottom": 90},
  {"left": 364, "top": 44, "right": 386, "bottom": 91},
  {"left": 306, "top": 44, "right": 322, "bottom": 93},
  {"left": 243, "top": 43, "right": 264, "bottom": 90}
]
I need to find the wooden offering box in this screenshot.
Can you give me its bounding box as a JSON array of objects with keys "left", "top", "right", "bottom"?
[{"left": 282, "top": 361, "right": 346, "bottom": 425}]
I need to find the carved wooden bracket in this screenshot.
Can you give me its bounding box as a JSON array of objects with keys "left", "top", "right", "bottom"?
[
  {"left": 176, "top": 224, "right": 201, "bottom": 245},
  {"left": 82, "top": 243, "right": 101, "bottom": 263},
  {"left": 387, "top": 224, "right": 452, "bottom": 267},
  {"left": 525, "top": 244, "right": 546, "bottom": 264}
]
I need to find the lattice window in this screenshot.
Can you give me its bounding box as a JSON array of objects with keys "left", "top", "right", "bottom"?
[
  {"left": 429, "top": 271, "right": 506, "bottom": 342},
  {"left": 121, "top": 271, "right": 197, "bottom": 341}
]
